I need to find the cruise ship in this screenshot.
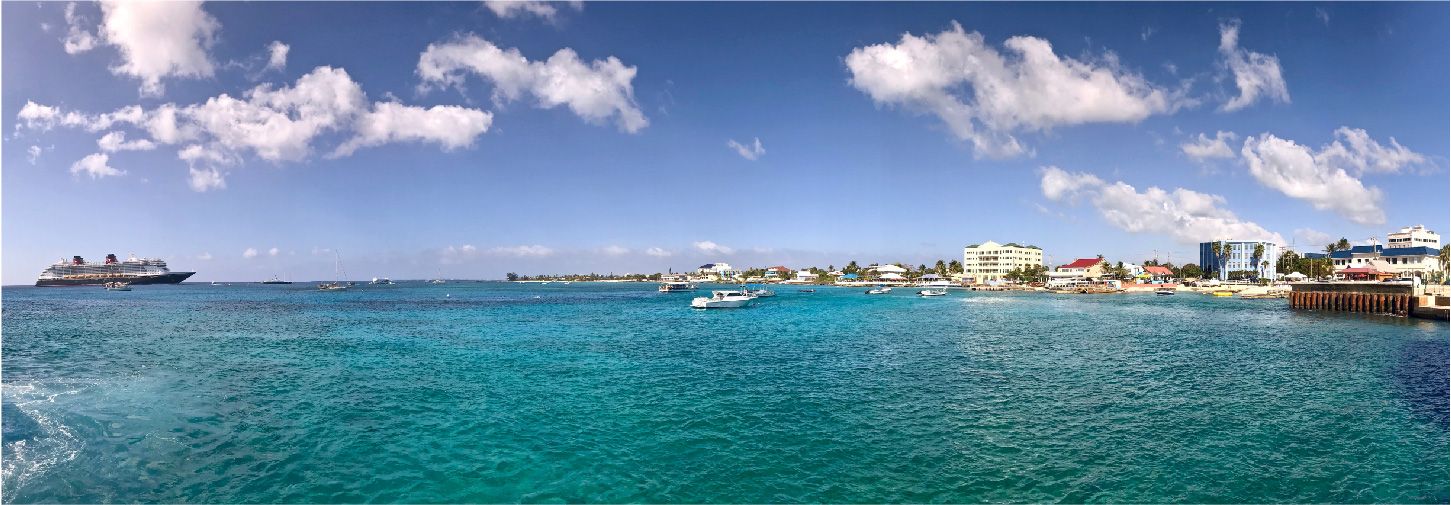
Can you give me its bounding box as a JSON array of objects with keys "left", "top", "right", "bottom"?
[{"left": 36, "top": 254, "right": 195, "bottom": 287}]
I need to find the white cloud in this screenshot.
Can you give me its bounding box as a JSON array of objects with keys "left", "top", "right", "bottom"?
[
  {"left": 97, "top": 131, "right": 156, "bottom": 152},
  {"left": 243, "top": 247, "right": 259, "bottom": 259},
  {"left": 1240, "top": 131, "right": 1387, "bottom": 225},
  {"left": 62, "top": 2, "right": 98, "bottom": 54},
  {"left": 845, "top": 21, "right": 1190, "bottom": 158},
  {"left": 69, "top": 153, "right": 124, "bottom": 179},
  {"left": 727, "top": 137, "right": 765, "bottom": 161},
  {"left": 332, "top": 102, "right": 492, "bottom": 157},
  {"left": 1218, "top": 20, "right": 1290, "bottom": 112},
  {"left": 644, "top": 247, "right": 672, "bottom": 257},
  {"left": 1293, "top": 228, "right": 1335, "bottom": 247},
  {"left": 98, "top": 0, "right": 220, "bottom": 96},
  {"left": 1313, "top": 127, "right": 1427, "bottom": 175},
  {"left": 1040, "top": 165, "right": 1284, "bottom": 244},
  {"left": 693, "top": 241, "right": 734, "bottom": 255},
  {"left": 488, "top": 245, "right": 554, "bottom": 257},
  {"left": 601, "top": 245, "right": 630, "bottom": 256},
  {"left": 417, "top": 34, "right": 648, "bottom": 133},
  {"left": 1180, "top": 130, "right": 1238, "bottom": 161},
  {"left": 483, "top": 0, "right": 582, "bottom": 21},
  {"left": 268, "top": 247, "right": 280, "bottom": 257},
  {"left": 27, "top": 145, "right": 42, "bottom": 164},
  {"left": 17, "top": 66, "right": 491, "bottom": 191},
  {"left": 197, "top": 252, "right": 213, "bottom": 261},
  {"left": 266, "top": 41, "right": 289, "bottom": 71},
  {"left": 1315, "top": 8, "right": 1330, "bottom": 26}
]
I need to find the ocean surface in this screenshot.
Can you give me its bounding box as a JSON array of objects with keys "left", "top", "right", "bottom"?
[{"left": 2, "top": 282, "right": 1446, "bottom": 503}]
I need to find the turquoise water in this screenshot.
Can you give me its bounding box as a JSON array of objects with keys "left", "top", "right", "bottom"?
[{"left": 2, "top": 282, "right": 1446, "bottom": 502}]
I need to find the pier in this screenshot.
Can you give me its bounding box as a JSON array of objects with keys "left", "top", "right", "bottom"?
[{"left": 1289, "top": 283, "right": 1450, "bottom": 321}]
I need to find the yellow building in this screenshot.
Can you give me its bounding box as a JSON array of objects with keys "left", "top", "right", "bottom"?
[{"left": 962, "top": 241, "right": 1044, "bottom": 284}]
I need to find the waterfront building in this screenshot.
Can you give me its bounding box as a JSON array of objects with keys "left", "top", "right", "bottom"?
[
  {"left": 697, "top": 263, "right": 738, "bottom": 281},
  {"left": 1047, "top": 258, "right": 1105, "bottom": 287},
  {"left": 763, "top": 266, "right": 791, "bottom": 280},
  {"left": 961, "top": 241, "right": 1045, "bottom": 284},
  {"left": 1144, "top": 265, "right": 1174, "bottom": 283},
  {"left": 792, "top": 270, "right": 818, "bottom": 283},
  {"left": 1330, "top": 225, "right": 1442, "bottom": 279},
  {"left": 1198, "top": 240, "right": 1282, "bottom": 280}
]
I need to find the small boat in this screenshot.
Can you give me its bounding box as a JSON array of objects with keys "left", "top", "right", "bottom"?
[
  {"left": 918, "top": 287, "right": 948, "bottom": 297},
  {"left": 104, "top": 281, "right": 131, "bottom": 291},
  {"left": 370, "top": 277, "right": 394, "bottom": 285},
  {"left": 210, "top": 281, "right": 220, "bottom": 286},
  {"left": 261, "top": 275, "right": 293, "bottom": 285},
  {"left": 691, "top": 290, "right": 755, "bottom": 309},
  {"left": 317, "top": 282, "right": 348, "bottom": 291},
  {"left": 658, "top": 281, "right": 697, "bottom": 293},
  {"left": 428, "top": 279, "right": 446, "bottom": 285},
  {"left": 798, "top": 289, "right": 816, "bottom": 293},
  {"left": 865, "top": 286, "right": 892, "bottom": 295},
  {"left": 1155, "top": 287, "right": 1176, "bottom": 296},
  {"left": 1211, "top": 290, "right": 1234, "bottom": 297},
  {"left": 747, "top": 288, "right": 775, "bottom": 298}
]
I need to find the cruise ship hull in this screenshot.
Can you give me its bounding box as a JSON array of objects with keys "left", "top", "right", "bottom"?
[{"left": 36, "top": 271, "right": 195, "bottom": 287}]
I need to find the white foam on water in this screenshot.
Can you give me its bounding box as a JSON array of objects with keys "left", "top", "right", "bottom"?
[{"left": 2, "top": 382, "right": 85, "bottom": 495}]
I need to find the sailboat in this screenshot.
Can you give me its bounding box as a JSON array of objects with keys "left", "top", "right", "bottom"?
[{"left": 318, "top": 251, "right": 348, "bottom": 291}]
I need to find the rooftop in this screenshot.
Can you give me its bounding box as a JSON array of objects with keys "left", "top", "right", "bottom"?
[{"left": 1060, "top": 258, "right": 1102, "bottom": 269}]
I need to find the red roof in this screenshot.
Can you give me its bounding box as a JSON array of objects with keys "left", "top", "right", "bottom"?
[
  {"left": 765, "top": 266, "right": 790, "bottom": 272},
  {"left": 1060, "top": 258, "right": 1101, "bottom": 269},
  {"left": 1144, "top": 266, "right": 1174, "bottom": 276}
]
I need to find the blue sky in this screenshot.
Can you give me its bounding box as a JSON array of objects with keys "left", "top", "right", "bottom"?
[{"left": 4, "top": 1, "right": 1447, "bottom": 282}]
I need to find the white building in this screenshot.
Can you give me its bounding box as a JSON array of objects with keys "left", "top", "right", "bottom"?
[
  {"left": 1333, "top": 225, "right": 1443, "bottom": 278},
  {"left": 1199, "top": 240, "right": 1282, "bottom": 280},
  {"left": 962, "top": 241, "right": 1045, "bottom": 284},
  {"left": 696, "top": 262, "right": 737, "bottom": 281},
  {"left": 1387, "top": 225, "right": 1440, "bottom": 249}
]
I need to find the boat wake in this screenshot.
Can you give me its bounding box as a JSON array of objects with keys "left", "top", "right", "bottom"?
[{"left": 1, "top": 382, "right": 84, "bottom": 498}]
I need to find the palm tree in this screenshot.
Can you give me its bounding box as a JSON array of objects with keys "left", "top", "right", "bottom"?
[
  {"left": 934, "top": 260, "right": 947, "bottom": 276},
  {"left": 1439, "top": 245, "right": 1450, "bottom": 282},
  {"left": 1260, "top": 260, "right": 1270, "bottom": 280},
  {"left": 1335, "top": 237, "right": 1352, "bottom": 251},
  {"left": 1251, "top": 243, "right": 1265, "bottom": 278},
  {"left": 1211, "top": 241, "right": 1229, "bottom": 281},
  {"left": 948, "top": 260, "right": 962, "bottom": 274}
]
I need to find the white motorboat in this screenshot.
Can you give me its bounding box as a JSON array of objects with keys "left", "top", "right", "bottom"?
[
  {"left": 747, "top": 288, "right": 775, "bottom": 298},
  {"left": 104, "top": 281, "right": 131, "bottom": 291},
  {"left": 691, "top": 290, "right": 755, "bottom": 308},
  {"left": 370, "top": 277, "right": 394, "bottom": 285},
  {"left": 659, "top": 281, "right": 697, "bottom": 293},
  {"left": 865, "top": 286, "right": 892, "bottom": 295},
  {"left": 1155, "top": 287, "right": 1176, "bottom": 295},
  {"left": 918, "top": 287, "right": 948, "bottom": 297},
  {"left": 428, "top": 279, "right": 446, "bottom": 284}
]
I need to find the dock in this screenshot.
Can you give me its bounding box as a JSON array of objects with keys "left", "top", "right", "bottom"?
[{"left": 1289, "top": 283, "right": 1449, "bottom": 321}]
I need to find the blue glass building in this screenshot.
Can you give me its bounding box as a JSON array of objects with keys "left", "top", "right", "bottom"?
[{"left": 1199, "top": 240, "right": 1283, "bottom": 280}]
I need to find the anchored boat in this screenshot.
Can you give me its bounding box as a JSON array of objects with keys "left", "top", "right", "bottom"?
[{"left": 36, "top": 253, "right": 194, "bottom": 287}]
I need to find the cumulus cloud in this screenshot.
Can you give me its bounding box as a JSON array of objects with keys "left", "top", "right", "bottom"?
[
  {"left": 62, "top": 2, "right": 98, "bottom": 54},
  {"left": 268, "top": 247, "right": 280, "bottom": 257},
  {"left": 332, "top": 101, "right": 493, "bottom": 157},
  {"left": 483, "top": 0, "right": 582, "bottom": 21},
  {"left": 1218, "top": 20, "right": 1290, "bottom": 112},
  {"left": 845, "top": 21, "right": 1191, "bottom": 158},
  {"left": 97, "top": 0, "right": 220, "bottom": 96},
  {"left": 645, "top": 247, "right": 672, "bottom": 257},
  {"left": 1312, "top": 127, "right": 1428, "bottom": 175},
  {"left": 601, "top": 245, "right": 630, "bottom": 256},
  {"left": 17, "top": 67, "right": 491, "bottom": 191},
  {"left": 1040, "top": 165, "right": 1284, "bottom": 244},
  {"left": 1239, "top": 131, "right": 1388, "bottom": 225},
  {"left": 417, "top": 34, "right": 648, "bottom": 133},
  {"left": 266, "top": 41, "right": 289, "bottom": 71},
  {"left": 243, "top": 247, "right": 259, "bottom": 259},
  {"left": 727, "top": 137, "right": 765, "bottom": 161},
  {"left": 27, "top": 145, "right": 42, "bottom": 164},
  {"left": 1180, "top": 130, "right": 1238, "bottom": 161},
  {"left": 97, "top": 131, "right": 156, "bottom": 152},
  {"left": 693, "top": 241, "right": 734, "bottom": 255},
  {"left": 69, "top": 153, "right": 124, "bottom": 179}
]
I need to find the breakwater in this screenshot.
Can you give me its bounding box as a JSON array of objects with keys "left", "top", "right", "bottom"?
[{"left": 1288, "top": 283, "right": 1428, "bottom": 317}]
